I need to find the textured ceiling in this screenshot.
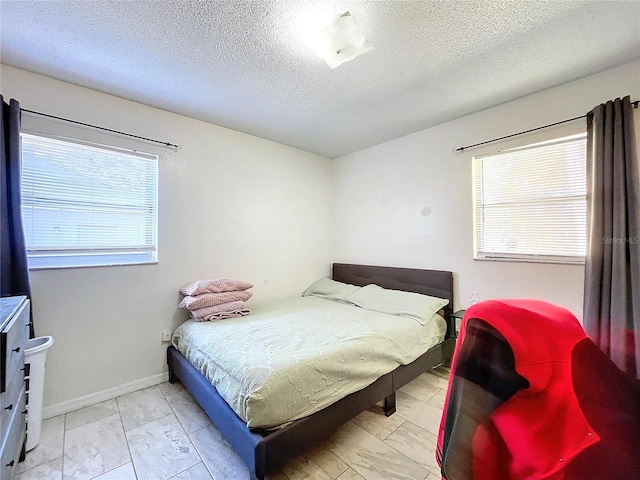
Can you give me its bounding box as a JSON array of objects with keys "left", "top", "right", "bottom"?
[{"left": 1, "top": 0, "right": 639, "bottom": 158}]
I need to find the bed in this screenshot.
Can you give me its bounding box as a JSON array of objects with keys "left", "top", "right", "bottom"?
[{"left": 167, "top": 263, "right": 455, "bottom": 479}]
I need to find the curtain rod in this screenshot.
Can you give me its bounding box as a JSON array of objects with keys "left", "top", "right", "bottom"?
[
  {"left": 21, "top": 108, "right": 180, "bottom": 149},
  {"left": 455, "top": 99, "right": 639, "bottom": 153}
]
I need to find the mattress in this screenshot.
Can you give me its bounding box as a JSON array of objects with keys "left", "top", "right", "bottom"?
[{"left": 171, "top": 296, "right": 446, "bottom": 429}]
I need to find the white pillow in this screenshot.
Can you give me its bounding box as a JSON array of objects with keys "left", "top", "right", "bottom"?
[
  {"left": 302, "top": 277, "right": 360, "bottom": 303},
  {"left": 345, "top": 284, "right": 449, "bottom": 325}
]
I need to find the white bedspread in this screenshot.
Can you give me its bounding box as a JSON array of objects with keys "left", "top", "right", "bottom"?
[{"left": 171, "top": 296, "right": 446, "bottom": 429}]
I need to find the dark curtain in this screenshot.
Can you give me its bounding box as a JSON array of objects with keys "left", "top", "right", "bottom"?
[
  {"left": 584, "top": 95, "right": 640, "bottom": 380},
  {"left": 0, "top": 95, "right": 34, "bottom": 337}
]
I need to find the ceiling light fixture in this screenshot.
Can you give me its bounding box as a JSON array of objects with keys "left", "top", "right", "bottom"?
[{"left": 302, "top": 11, "right": 374, "bottom": 69}]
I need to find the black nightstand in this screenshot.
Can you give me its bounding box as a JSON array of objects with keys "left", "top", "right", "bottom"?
[{"left": 450, "top": 309, "right": 466, "bottom": 337}]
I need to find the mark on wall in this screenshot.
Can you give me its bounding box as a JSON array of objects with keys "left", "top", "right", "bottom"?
[{"left": 420, "top": 206, "right": 432, "bottom": 216}]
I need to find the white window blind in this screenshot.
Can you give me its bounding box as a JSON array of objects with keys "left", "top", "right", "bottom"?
[
  {"left": 20, "top": 133, "right": 158, "bottom": 269},
  {"left": 473, "top": 133, "right": 587, "bottom": 264}
]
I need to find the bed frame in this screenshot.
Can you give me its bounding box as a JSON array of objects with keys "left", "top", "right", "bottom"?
[{"left": 167, "top": 263, "right": 455, "bottom": 480}]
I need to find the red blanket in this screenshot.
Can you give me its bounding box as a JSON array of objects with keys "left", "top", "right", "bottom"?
[{"left": 437, "top": 299, "right": 640, "bottom": 480}]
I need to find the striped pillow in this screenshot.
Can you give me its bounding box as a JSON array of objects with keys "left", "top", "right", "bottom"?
[
  {"left": 180, "top": 278, "right": 253, "bottom": 296},
  {"left": 178, "top": 290, "right": 253, "bottom": 310}
]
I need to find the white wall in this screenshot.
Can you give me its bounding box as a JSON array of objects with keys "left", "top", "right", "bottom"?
[
  {"left": 334, "top": 61, "right": 640, "bottom": 320},
  {"left": 2, "top": 60, "right": 638, "bottom": 413},
  {"left": 0, "top": 65, "right": 335, "bottom": 411}
]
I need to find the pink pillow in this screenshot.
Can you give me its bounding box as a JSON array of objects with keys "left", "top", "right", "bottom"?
[
  {"left": 178, "top": 291, "right": 253, "bottom": 310},
  {"left": 189, "top": 300, "right": 246, "bottom": 318},
  {"left": 180, "top": 278, "right": 253, "bottom": 296}
]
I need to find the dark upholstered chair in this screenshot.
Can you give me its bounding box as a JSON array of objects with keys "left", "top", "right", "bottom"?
[{"left": 436, "top": 299, "right": 640, "bottom": 480}]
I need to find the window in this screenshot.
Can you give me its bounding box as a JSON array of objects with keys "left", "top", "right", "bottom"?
[
  {"left": 473, "top": 133, "right": 587, "bottom": 264},
  {"left": 21, "top": 133, "right": 158, "bottom": 269}
]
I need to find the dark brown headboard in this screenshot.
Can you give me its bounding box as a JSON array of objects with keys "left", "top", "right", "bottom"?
[{"left": 332, "top": 263, "right": 454, "bottom": 322}]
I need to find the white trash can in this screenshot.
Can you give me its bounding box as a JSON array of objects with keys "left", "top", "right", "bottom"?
[{"left": 24, "top": 336, "right": 54, "bottom": 451}]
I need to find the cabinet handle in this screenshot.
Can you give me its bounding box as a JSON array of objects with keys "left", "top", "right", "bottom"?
[
  {"left": 12, "top": 346, "right": 20, "bottom": 353},
  {"left": 6, "top": 460, "right": 14, "bottom": 467},
  {"left": 4, "top": 404, "right": 12, "bottom": 411}
]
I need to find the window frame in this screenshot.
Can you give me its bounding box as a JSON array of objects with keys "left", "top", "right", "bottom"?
[
  {"left": 20, "top": 131, "right": 159, "bottom": 270},
  {"left": 472, "top": 132, "right": 587, "bottom": 265}
]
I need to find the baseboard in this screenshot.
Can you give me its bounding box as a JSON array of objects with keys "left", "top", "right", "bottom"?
[{"left": 42, "top": 372, "right": 169, "bottom": 419}]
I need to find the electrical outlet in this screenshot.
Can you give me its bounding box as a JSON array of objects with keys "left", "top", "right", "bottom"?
[{"left": 161, "top": 330, "right": 172, "bottom": 342}]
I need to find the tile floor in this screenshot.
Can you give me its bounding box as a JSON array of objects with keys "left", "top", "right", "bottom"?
[{"left": 16, "top": 367, "right": 450, "bottom": 480}]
